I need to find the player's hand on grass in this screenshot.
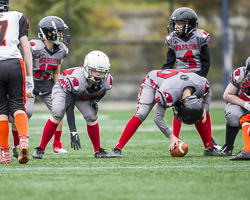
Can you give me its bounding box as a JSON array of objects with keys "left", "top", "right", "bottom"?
[{"left": 70, "top": 132, "right": 81, "bottom": 150}]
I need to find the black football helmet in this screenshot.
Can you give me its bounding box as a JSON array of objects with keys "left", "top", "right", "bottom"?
[
  {"left": 38, "top": 16, "right": 71, "bottom": 45},
  {"left": 245, "top": 56, "right": 250, "bottom": 72},
  {"left": 0, "top": 0, "right": 9, "bottom": 11},
  {"left": 167, "top": 7, "right": 198, "bottom": 37},
  {"left": 174, "top": 95, "right": 203, "bottom": 125}
]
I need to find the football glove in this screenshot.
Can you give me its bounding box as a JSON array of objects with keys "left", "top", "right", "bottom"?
[
  {"left": 26, "top": 76, "right": 34, "bottom": 94},
  {"left": 70, "top": 132, "right": 81, "bottom": 150},
  {"left": 244, "top": 102, "right": 250, "bottom": 111}
]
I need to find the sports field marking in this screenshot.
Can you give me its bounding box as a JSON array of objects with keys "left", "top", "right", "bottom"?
[{"left": 0, "top": 165, "right": 249, "bottom": 171}]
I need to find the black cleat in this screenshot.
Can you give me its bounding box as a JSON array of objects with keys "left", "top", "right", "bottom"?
[
  {"left": 33, "top": 147, "right": 44, "bottom": 159},
  {"left": 95, "top": 147, "right": 110, "bottom": 158},
  {"left": 220, "top": 144, "right": 234, "bottom": 156},
  {"left": 211, "top": 137, "right": 222, "bottom": 151},
  {"left": 12, "top": 146, "right": 19, "bottom": 159},
  {"left": 230, "top": 150, "right": 250, "bottom": 161},
  {"left": 111, "top": 148, "right": 122, "bottom": 158},
  {"left": 204, "top": 146, "right": 224, "bottom": 156}
]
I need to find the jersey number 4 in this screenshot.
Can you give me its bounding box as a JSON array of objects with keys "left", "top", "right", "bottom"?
[
  {"left": 183, "top": 51, "right": 196, "bottom": 67},
  {"left": 0, "top": 21, "right": 8, "bottom": 46}
]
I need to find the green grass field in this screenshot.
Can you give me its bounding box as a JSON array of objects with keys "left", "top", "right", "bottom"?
[{"left": 0, "top": 106, "right": 249, "bottom": 200}]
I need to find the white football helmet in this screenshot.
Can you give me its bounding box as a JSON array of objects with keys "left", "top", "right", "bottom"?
[{"left": 83, "top": 50, "right": 111, "bottom": 85}]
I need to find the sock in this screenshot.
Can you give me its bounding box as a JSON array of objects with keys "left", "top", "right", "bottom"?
[
  {"left": 242, "top": 124, "right": 250, "bottom": 152},
  {"left": 205, "top": 113, "right": 212, "bottom": 138},
  {"left": 225, "top": 124, "right": 239, "bottom": 146},
  {"left": 0, "top": 121, "right": 9, "bottom": 147},
  {"left": 39, "top": 119, "right": 58, "bottom": 151},
  {"left": 195, "top": 118, "right": 213, "bottom": 148},
  {"left": 53, "top": 130, "right": 62, "bottom": 146},
  {"left": 14, "top": 113, "right": 28, "bottom": 136},
  {"left": 12, "top": 130, "right": 19, "bottom": 147},
  {"left": 115, "top": 115, "right": 142, "bottom": 150},
  {"left": 173, "top": 116, "right": 182, "bottom": 138},
  {"left": 87, "top": 123, "right": 100, "bottom": 152}
]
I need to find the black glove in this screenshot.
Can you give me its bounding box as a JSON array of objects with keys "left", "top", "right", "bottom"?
[
  {"left": 70, "top": 132, "right": 81, "bottom": 150},
  {"left": 90, "top": 100, "right": 98, "bottom": 110}
]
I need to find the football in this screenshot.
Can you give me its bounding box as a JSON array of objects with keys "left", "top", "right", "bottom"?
[{"left": 170, "top": 141, "right": 189, "bottom": 157}]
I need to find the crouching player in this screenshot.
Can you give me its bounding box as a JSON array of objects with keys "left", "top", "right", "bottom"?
[
  {"left": 111, "top": 69, "right": 222, "bottom": 157},
  {"left": 33, "top": 50, "right": 113, "bottom": 159},
  {"left": 230, "top": 74, "right": 250, "bottom": 160}
]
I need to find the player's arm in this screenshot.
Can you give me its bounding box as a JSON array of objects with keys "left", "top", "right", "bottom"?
[
  {"left": 223, "top": 82, "right": 245, "bottom": 107},
  {"left": 154, "top": 103, "right": 180, "bottom": 150},
  {"left": 197, "top": 44, "right": 210, "bottom": 78},
  {"left": 53, "top": 64, "right": 61, "bottom": 83},
  {"left": 161, "top": 48, "right": 176, "bottom": 70},
  {"left": 65, "top": 89, "right": 81, "bottom": 150},
  {"left": 20, "top": 35, "right": 34, "bottom": 98}
]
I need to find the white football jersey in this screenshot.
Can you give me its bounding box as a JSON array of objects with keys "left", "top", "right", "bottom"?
[{"left": 0, "top": 11, "right": 29, "bottom": 61}]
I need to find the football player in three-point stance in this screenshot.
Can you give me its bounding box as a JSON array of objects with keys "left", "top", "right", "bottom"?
[
  {"left": 220, "top": 57, "right": 250, "bottom": 156},
  {"left": 11, "top": 16, "right": 70, "bottom": 159},
  {"left": 161, "top": 7, "right": 221, "bottom": 151},
  {"left": 0, "top": 0, "right": 33, "bottom": 164},
  {"left": 33, "top": 50, "right": 113, "bottom": 159},
  {"left": 111, "top": 69, "right": 222, "bottom": 158}
]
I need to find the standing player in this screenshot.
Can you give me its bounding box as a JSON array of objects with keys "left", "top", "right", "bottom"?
[
  {"left": 111, "top": 69, "right": 221, "bottom": 157},
  {"left": 161, "top": 7, "right": 220, "bottom": 150},
  {"left": 0, "top": 0, "right": 33, "bottom": 164},
  {"left": 11, "top": 16, "right": 70, "bottom": 159},
  {"left": 220, "top": 57, "right": 250, "bottom": 156},
  {"left": 33, "top": 50, "right": 112, "bottom": 159},
  {"left": 230, "top": 74, "right": 250, "bottom": 160}
]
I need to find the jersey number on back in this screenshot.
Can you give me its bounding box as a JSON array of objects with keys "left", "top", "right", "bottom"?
[
  {"left": 183, "top": 51, "right": 196, "bottom": 68},
  {"left": 0, "top": 21, "right": 8, "bottom": 46}
]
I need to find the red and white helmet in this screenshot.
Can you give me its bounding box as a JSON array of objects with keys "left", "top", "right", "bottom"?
[{"left": 83, "top": 50, "right": 111, "bottom": 85}]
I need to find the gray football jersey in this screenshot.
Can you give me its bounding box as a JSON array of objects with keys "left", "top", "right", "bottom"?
[
  {"left": 29, "top": 39, "right": 68, "bottom": 81},
  {"left": 165, "top": 29, "right": 210, "bottom": 73},
  {"left": 229, "top": 66, "right": 250, "bottom": 101},
  {"left": 155, "top": 70, "right": 209, "bottom": 108},
  {"left": 58, "top": 67, "right": 113, "bottom": 100}
]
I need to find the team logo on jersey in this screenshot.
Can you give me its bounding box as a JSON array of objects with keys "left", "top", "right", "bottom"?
[
  {"left": 204, "top": 81, "right": 210, "bottom": 94},
  {"left": 163, "top": 92, "right": 173, "bottom": 108},
  {"left": 180, "top": 75, "right": 189, "bottom": 81},
  {"left": 68, "top": 77, "right": 79, "bottom": 92},
  {"left": 29, "top": 41, "right": 36, "bottom": 51}
]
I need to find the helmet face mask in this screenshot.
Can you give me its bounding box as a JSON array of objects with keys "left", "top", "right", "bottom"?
[
  {"left": 38, "top": 16, "right": 71, "bottom": 45},
  {"left": 167, "top": 7, "right": 198, "bottom": 37},
  {"left": 174, "top": 95, "right": 203, "bottom": 125},
  {"left": 0, "top": 0, "right": 9, "bottom": 11},
  {"left": 83, "top": 50, "right": 111, "bottom": 86}
]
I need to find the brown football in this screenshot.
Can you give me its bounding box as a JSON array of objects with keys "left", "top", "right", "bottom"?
[{"left": 170, "top": 141, "right": 189, "bottom": 157}]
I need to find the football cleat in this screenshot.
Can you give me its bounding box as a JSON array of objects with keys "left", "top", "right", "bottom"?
[
  {"left": 33, "top": 147, "right": 44, "bottom": 159},
  {"left": 12, "top": 145, "right": 19, "bottom": 159},
  {"left": 230, "top": 150, "right": 250, "bottom": 161},
  {"left": 18, "top": 135, "right": 29, "bottom": 164},
  {"left": 53, "top": 143, "right": 67, "bottom": 154},
  {"left": 211, "top": 137, "right": 222, "bottom": 151},
  {"left": 204, "top": 146, "right": 224, "bottom": 156},
  {"left": 219, "top": 144, "right": 234, "bottom": 156},
  {"left": 111, "top": 148, "right": 122, "bottom": 158},
  {"left": 0, "top": 146, "right": 11, "bottom": 164},
  {"left": 95, "top": 147, "right": 110, "bottom": 158}
]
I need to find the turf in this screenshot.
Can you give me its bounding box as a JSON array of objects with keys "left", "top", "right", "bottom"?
[{"left": 0, "top": 107, "right": 249, "bottom": 200}]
